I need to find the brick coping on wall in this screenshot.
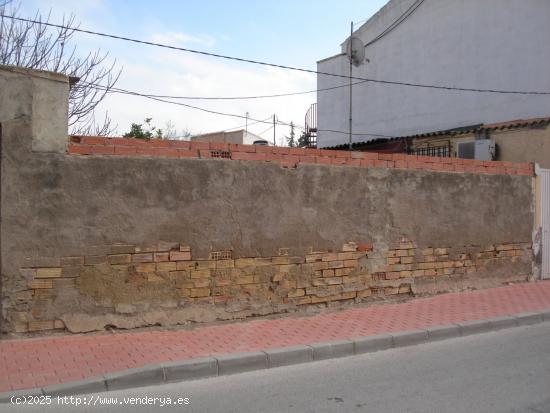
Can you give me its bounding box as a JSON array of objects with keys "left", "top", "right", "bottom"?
[{"left": 67, "top": 136, "right": 534, "bottom": 176}]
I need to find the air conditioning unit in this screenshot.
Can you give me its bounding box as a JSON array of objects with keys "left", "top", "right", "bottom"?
[{"left": 457, "top": 140, "right": 495, "bottom": 160}]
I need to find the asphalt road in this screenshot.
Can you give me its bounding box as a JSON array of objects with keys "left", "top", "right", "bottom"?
[{"left": 3, "top": 322, "right": 550, "bottom": 413}]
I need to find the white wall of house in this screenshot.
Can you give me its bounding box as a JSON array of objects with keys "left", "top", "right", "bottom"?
[{"left": 317, "top": 0, "right": 550, "bottom": 148}]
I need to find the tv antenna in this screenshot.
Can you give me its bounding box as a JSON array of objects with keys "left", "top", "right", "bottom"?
[{"left": 345, "top": 22, "right": 368, "bottom": 150}]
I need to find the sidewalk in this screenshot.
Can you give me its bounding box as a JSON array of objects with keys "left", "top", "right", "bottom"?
[{"left": 2, "top": 281, "right": 550, "bottom": 393}]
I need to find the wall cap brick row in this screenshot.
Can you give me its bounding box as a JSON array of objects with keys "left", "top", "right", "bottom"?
[{"left": 67, "top": 135, "right": 534, "bottom": 177}]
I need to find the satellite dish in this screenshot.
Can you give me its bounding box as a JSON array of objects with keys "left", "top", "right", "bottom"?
[{"left": 346, "top": 36, "right": 366, "bottom": 66}]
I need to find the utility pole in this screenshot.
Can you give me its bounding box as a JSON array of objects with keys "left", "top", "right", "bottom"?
[
  {"left": 273, "top": 114, "right": 276, "bottom": 146},
  {"left": 348, "top": 21, "right": 353, "bottom": 151},
  {"left": 245, "top": 112, "right": 249, "bottom": 135}
]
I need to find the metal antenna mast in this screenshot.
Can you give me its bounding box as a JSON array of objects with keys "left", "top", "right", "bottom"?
[{"left": 348, "top": 21, "right": 353, "bottom": 150}]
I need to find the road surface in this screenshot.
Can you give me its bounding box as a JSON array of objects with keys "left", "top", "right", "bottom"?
[{"left": 3, "top": 322, "right": 550, "bottom": 412}]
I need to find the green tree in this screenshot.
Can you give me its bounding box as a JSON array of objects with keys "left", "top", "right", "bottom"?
[
  {"left": 123, "top": 118, "right": 163, "bottom": 139},
  {"left": 297, "top": 131, "right": 310, "bottom": 148},
  {"left": 285, "top": 122, "right": 297, "bottom": 147}
]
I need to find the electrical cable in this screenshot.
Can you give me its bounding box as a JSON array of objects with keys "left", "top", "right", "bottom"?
[
  {"left": 256, "top": 124, "right": 274, "bottom": 136},
  {"left": 2, "top": 14, "right": 550, "bottom": 95},
  {"left": 365, "top": 0, "right": 425, "bottom": 47},
  {"left": 100, "top": 80, "right": 369, "bottom": 101},
  {"left": 87, "top": 82, "right": 397, "bottom": 138}
]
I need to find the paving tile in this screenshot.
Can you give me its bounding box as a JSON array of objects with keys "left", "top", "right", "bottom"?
[{"left": 1, "top": 281, "right": 549, "bottom": 392}]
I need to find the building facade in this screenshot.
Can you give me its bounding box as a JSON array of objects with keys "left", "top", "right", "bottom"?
[
  {"left": 316, "top": 0, "right": 550, "bottom": 148},
  {"left": 191, "top": 129, "right": 266, "bottom": 145}
]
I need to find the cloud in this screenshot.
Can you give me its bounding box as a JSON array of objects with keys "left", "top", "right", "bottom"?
[
  {"left": 150, "top": 31, "right": 217, "bottom": 48},
  {"left": 95, "top": 47, "right": 316, "bottom": 144}
]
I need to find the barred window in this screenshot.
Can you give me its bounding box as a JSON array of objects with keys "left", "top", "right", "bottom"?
[{"left": 409, "top": 145, "right": 450, "bottom": 157}]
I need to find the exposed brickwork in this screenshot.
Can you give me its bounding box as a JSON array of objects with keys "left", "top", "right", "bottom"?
[
  {"left": 8, "top": 238, "right": 532, "bottom": 333},
  {"left": 67, "top": 136, "right": 534, "bottom": 176}
]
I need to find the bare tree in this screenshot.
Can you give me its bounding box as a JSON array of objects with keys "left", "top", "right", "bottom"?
[{"left": 0, "top": 1, "right": 121, "bottom": 135}]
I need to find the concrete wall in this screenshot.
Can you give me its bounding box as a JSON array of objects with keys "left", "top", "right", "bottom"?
[
  {"left": 494, "top": 128, "right": 550, "bottom": 169},
  {"left": 0, "top": 66, "right": 536, "bottom": 335},
  {"left": 317, "top": 0, "right": 550, "bottom": 148},
  {"left": 411, "top": 124, "right": 550, "bottom": 168}
]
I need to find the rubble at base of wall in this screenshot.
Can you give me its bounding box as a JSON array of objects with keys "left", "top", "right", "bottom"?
[{"left": 2, "top": 239, "right": 532, "bottom": 335}]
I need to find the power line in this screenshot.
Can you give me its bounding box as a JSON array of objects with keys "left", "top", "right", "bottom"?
[
  {"left": 2, "top": 14, "right": 550, "bottom": 95},
  {"left": 365, "top": 0, "right": 425, "bottom": 47},
  {"left": 353, "top": 0, "right": 424, "bottom": 39},
  {"left": 87, "top": 82, "right": 396, "bottom": 138},
  {"left": 256, "top": 124, "right": 274, "bottom": 136},
  {"left": 222, "top": 116, "right": 272, "bottom": 132},
  {"left": 100, "top": 80, "right": 369, "bottom": 101}
]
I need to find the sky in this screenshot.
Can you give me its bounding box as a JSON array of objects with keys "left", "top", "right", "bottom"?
[{"left": 16, "top": 0, "right": 388, "bottom": 143}]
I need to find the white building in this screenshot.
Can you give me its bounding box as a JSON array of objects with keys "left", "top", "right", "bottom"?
[
  {"left": 191, "top": 129, "right": 266, "bottom": 145},
  {"left": 316, "top": 0, "right": 550, "bottom": 148}
]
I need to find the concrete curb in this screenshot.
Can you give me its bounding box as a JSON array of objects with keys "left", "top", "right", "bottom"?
[{"left": 1, "top": 311, "right": 549, "bottom": 402}]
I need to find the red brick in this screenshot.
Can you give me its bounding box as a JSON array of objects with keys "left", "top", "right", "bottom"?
[
  {"left": 170, "top": 251, "right": 192, "bottom": 261},
  {"left": 289, "top": 147, "right": 307, "bottom": 156},
  {"left": 178, "top": 149, "right": 199, "bottom": 158},
  {"left": 255, "top": 145, "right": 274, "bottom": 153},
  {"left": 516, "top": 169, "right": 533, "bottom": 176},
  {"left": 331, "top": 158, "right": 347, "bottom": 165},
  {"left": 190, "top": 141, "right": 210, "bottom": 150},
  {"left": 148, "top": 139, "right": 172, "bottom": 148},
  {"left": 345, "top": 159, "right": 361, "bottom": 167},
  {"left": 90, "top": 145, "right": 115, "bottom": 155},
  {"left": 114, "top": 146, "right": 137, "bottom": 155},
  {"left": 417, "top": 155, "right": 436, "bottom": 163},
  {"left": 374, "top": 160, "right": 388, "bottom": 168},
  {"left": 360, "top": 159, "right": 375, "bottom": 167},
  {"left": 199, "top": 149, "right": 212, "bottom": 159},
  {"left": 231, "top": 144, "right": 256, "bottom": 153},
  {"left": 67, "top": 145, "right": 92, "bottom": 155},
  {"left": 265, "top": 153, "right": 286, "bottom": 162},
  {"left": 320, "top": 149, "right": 338, "bottom": 157},
  {"left": 304, "top": 148, "right": 322, "bottom": 156},
  {"left": 357, "top": 243, "right": 373, "bottom": 252},
  {"left": 517, "top": 162, "right": 533, "bottom": 172},
  {"left": 81, "top": 136, "right": 108, "bottom": 145},
  {"left": 362, "top": 152, "right": 379, "bottom": 160},
  {"left": 168, "top": 140, "right": 191, "bottom": 149},
  {"left": 209, "top": 142, "right": 229, "bottom": 151},
  {"left": 378, "top": 153, "right": 393, "bottom": 161},
  {"left": 299, "top": 155, "right": 316, "bottom": 164},
  {"left": 153, "top": 148, "right": 180, "bottom": 157},
  {"left": 316, "top": 157, "right": 332, "bottom": 165},
  {"left": 113, "top": 138, "right": 149, "bottom": 146},
  {"left": 334, "top": 151, "right": 352, "bottom": 159},
  {"left": 135, "top": 147, "right": 153, "bottom": 156},
  {"left": 272, "top": 147, "right": 290, "bottom": 155},
  {"left": 232, "top": 152, "right": 267, "bottom": 161},
  {"left": 392, "top": 153, "right": 407, "bottom": 161},
  {"left": 395, "top": 160, "right": 408, "bottom": 169}
]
